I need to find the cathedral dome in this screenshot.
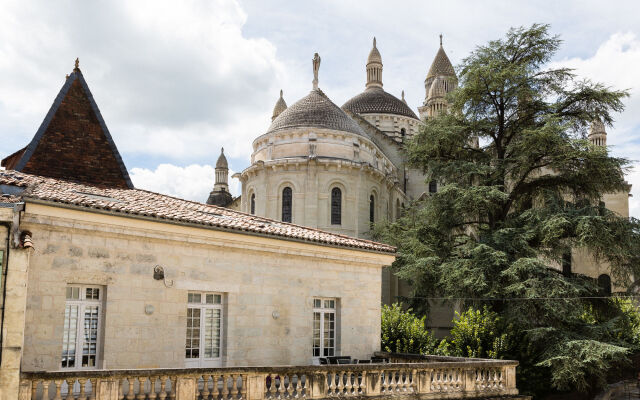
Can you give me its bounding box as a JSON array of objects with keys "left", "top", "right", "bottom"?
[
  {"left": 342, "top": 87, "right": 418, "bottom": 119},
  {"left": 267, "top": 89, "right": 367, "bottom": 137}
]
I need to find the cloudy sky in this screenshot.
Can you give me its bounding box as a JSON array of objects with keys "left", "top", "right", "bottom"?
[{"left": 1, "top": 0, "right": 640, "bottom": 217}]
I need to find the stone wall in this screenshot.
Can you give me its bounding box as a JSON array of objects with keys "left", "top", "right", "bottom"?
[{"left": 19, "top": 203, "right": 391, "bottom": 371}]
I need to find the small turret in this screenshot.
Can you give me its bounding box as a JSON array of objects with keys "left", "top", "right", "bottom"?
[
  {"left": 272, "top": 90, "right": 287, "bottom": 121},
  {"left": 589, "top": 120, "right": 607, "bottom": 147},
  {"left": 366, "top": 37, "right": 383, "bottom": 89},
  {"left": 207, "top": 148, "right": 233, "bottom": 207}
]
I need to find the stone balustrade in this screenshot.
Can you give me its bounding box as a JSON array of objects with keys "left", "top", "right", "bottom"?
[{"left": 18, "top": 358, "right": 521, "bottom": 400}]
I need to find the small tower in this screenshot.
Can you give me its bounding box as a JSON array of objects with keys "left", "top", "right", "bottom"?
[
  {"left": 272, "top": 90, "right": 287, "bottom": 121},
  {"left": 589, "top": 119, "right": 607, "bottom": 147},
  {"left": 207, "top": 148, "right": 233, "bottom": 207},
  {"left": 366, "top": 37, "right": 383, "bottom": 89},
  {"left": 418, "top": 35, "right": 458, "bottom": 120}
]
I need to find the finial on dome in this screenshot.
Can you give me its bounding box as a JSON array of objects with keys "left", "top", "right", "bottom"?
[
  {"left": 221, "top": 147, "right": 224, "bottom": 154},
  {"left": 439, "top": 34, "right": 443, "bottom": 47},
  {"left": 373, "top": 37, "right": 377, "bottom": 48},
  {"left": 74, "top": 57, "right": 79, "bottom": 70},
  {"left": 280, "top": 89, "right": 283, "bottom": 98},
  {"left": 312, "top": 53, "right": 321, "bottom": 90},
  {"left": 402, "top": 90, "right": 407, "bottom": 104}
]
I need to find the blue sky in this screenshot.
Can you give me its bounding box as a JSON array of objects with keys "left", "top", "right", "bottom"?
[{"left": 1, "top": 0, "right": 639, "bottom": 216}]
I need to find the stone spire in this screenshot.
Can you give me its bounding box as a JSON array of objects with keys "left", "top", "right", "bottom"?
[
  {"left": 207, "top": 148, "right": 233, "bottom": 207},
  {"left": 418, "top": 35, "right": 458, "bottom": 120},
  {"left": 312, "top": 53, "right": 321, "bottom": 90},
  {"left": 401, "top": 90, "right": 407, "bottom": 104},
  {"left": 589, "top": 119, "right": 607, "bottom": 147},
  {"left": 366, "top": 37, "right": 383, "bottom": 89},
  {"left": 272, "top": 90, "right": 287, "bottom": 121}
]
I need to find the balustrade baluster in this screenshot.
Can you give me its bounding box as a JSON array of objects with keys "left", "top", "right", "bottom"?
[
  {"left": 169, "top": 377, "right": 177, "bottom": 400},
  {"left": 200, "top": 375, "right": 210, "bottom": 400},
  {"left": 125, "top": 378, "right": 135, "bottom": 400},
  {"left": 223, "top": 375, "right": 231, "bottom": 400},
  {"left": 359, "top": 372, "right": 366, "bottom": 395},
  {"left": 276, "top": 375, "right": 285, "bottom": 400},
  {"left": 53, "top": 380, "right": 63, "bottom": 400},
  {"left": 159, "top": 376, "right": 168, "bottom": 400},
  {"left": 64, "top": 378, "right": 74, "bottom": 400},
  {"left": 137, "top": 377, "right": 147, "bottom": 400},
  {"left": 31, "top": 380, "right": 40, "bottom": 400},
  {"left": 77, "top": 378, "right": 87, "bottom": 400},
  {"left": 148, "top": 376, "right": 158, "bottom": 400},
  {"left": 240, "top": 374, "right": 247, "bottom": 400},
  {"left": 88, "top": 378, "right": 97, "bottom": 400}
]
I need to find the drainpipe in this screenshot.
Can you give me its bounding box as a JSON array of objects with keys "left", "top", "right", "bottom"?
[{"left": 0, "top": 202, "right": 24, "bottom": 367}]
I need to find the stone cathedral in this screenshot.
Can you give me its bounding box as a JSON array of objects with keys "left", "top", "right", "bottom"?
[{"left": 206, "top": 37, "right": 631, "bottom": 332}]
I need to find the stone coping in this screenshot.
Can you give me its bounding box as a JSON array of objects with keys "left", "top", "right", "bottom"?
[{"left": 21, "top": 359, "right": 519, "bottom": 380}]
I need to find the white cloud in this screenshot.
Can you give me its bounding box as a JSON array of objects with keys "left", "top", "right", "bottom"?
[
  {"left": 130, "top": 164, "right": 240, "bottom": 202},
  {"left": 0, "top": 0, "right": 293, "bottom": 164},
  {"left": 550, "top": 32, "right": 640, "bottom": 218}
]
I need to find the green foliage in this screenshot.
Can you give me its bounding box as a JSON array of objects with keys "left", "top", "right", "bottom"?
[
  {"left": 377, "top": 23, "right": 640, "bottom": 397},
  {"left": 445, "top": 307, "right": 514, "bottom": 359},
  {"left": 381, "top": 303, "right": 435, "bottom": 354}
]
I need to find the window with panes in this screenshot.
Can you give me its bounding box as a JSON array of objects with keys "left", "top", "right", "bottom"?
[
  {"left": 313, "top": 298, "right": 336, "bottom": 357},
  {"left": 185, "top": 292, "right": 223, "bottom": 367},
  {"left": 331, "top": 188, "right": 342, "bottom": 225},
  {"left": 282, "top": 187, "right": 292, "bottom": 222},
  {"left": 61, "top": 285, "right": 102, "bottom": 369}
]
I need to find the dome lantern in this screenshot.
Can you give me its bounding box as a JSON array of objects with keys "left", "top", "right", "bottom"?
[{"left": 366, "top": 37, "right": 383, "bottom": 89}]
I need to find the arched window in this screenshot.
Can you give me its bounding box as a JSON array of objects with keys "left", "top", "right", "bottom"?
[
  {"left": 331, "top": 187, "right": 342, "bottom": 225},
  {"left": 282, "top": 187, "right": 292, "bottom": 223},
  {"left": 250, "top": 193, "right": 256, "bottom": 215},
  {"left": 429, "top": 180, "right": 437, "bottom": 193},
  {"left": 400, "top": 128, "right": 406, "bottom": 138},
  {"left": 369, "top": 195, "right": 375, "bottom": 226},
  {"left": 562, "top": 252, "right": 572, "bottom": 276},
  {"left": 598, "top": 274, "right": 612, "bottom": 296}
]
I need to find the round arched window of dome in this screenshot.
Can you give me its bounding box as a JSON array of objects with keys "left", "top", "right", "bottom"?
[
  {"left": 400, "top": 128, "right": 406, "bottom": 138},
  {"left": 282, "top": 187, "right": 292, "bottom": 223},
  {"left": 369, "top": 194, "right": 375, "bottom": 226},
  {"left": 250, "top": 193, "right": 256, "bottom": 215},
  {"left": 331, "top": 187, "right": 342, "bottom": 225}
]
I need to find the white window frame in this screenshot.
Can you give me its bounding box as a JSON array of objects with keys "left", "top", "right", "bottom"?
[
  {"left": 61, "top": 285, "right": 103, "bottom": 370},
  {"left": 312, "top": 298, "right": 337, "bottom": 359},
  {"left": 185, "top": 292, "right": 224, "bottom": 368}
]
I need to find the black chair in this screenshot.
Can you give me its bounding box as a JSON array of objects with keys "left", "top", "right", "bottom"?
[
  {"left": 370, "top": 357, "right": 387, "bottom": 363},
  {"left": 327, "top": 356, "right": 352, "bottom": 364},
  {"left": 319, "top": 357, "right": 328, "bottom": 365},
  {"left": 356, "top": 359, "right": 371, "bottom": 364}
]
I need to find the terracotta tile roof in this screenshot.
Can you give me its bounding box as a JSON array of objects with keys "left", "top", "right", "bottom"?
[{"left": 0, "top": 170, "right": 395, "bottom": 254}]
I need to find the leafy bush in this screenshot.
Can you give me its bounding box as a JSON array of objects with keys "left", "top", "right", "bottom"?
[
  {"left": 443, "top": 306, "right": 514, "bottom": 359},
  {"left": 381, "top": 303, "right": 435, "bottom": 354}
]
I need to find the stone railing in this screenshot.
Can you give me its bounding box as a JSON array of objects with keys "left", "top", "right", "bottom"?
[{"left": 19, "top": 359, "right": 521, "bottom": 400}]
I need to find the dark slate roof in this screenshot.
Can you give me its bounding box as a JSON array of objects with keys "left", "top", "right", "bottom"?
[
  {"left": 342, "top": 88, "right": 418, "bottom": 119},
  {"left": 266, "top": 89, "right": 367, "bottom": 137},
  {"left": 2, "top": 67, "right": 133, "bottom": 189},
  {"left": 0, "top": 170, "right": 396, "bottom": 254}
]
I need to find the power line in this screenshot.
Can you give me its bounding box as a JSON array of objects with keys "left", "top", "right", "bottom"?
[{"left": 402, "top": 295, "right": 640, "bottom": 301}]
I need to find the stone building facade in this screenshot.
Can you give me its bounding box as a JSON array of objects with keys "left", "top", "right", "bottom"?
[{"left": 0, "top": 63, "right": 396, "bottom": 396}]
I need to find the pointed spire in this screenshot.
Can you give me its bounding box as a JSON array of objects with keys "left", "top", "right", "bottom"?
[
  {"left": 312, "top": 53, "right": 321, "bottom": 90},
  {"left": 272, "top": 89, "right": 288, "bottom": 121},
  {"left": 401, "top": 90, "right": 407, "bottom": 104},
  {"left": 373, "top": 37, "right": 377, "bottom": 48},
  {"left": 208, "top": 147, "right": 233, "bottom": 206},
  {"left": 74, "top": 58, "right": 80, "bottom": 71},
  {"left": 439, "top": 34, "right": 443, "bottom": 47}
]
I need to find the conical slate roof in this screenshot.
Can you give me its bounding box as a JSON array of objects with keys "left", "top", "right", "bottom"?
[
  {"left": 426, "top": 46, "right": 456, "bottom": 81},
  {"left": 216, "top": 148, "right": 228, "bottom": 169},
  {"left": 343, "top": 87, "right": 418, "bottom": 119},
  {"left": 266, "top": 89, "right": 367, "bottom": 136},
  {"left": 367, "top": 38, "right": 382, "bottom": 64},
  {"left": 272, "top": 90, "right": 287, "bottom": 121}
]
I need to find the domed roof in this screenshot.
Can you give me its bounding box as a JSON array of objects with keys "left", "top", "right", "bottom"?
[
  {"left": 426, "top": 44, "right": 456, "bottom": 81},
  {"left": 428, "top": 76, "right": 447, "bottom": 99},
  {"left": 267, "top": 89, "right": 367, "bottom": 136},
  {"left": 342, "top": 87, "right": 418, "bottom": 119},
  {"left": 272, "top": 90, "right": 287, "bottom": 121},
  {"left": 367, "top": 37, "right": 382, "bottom": 64},
  {"left": 216, "top": 148, "right": 228, "bottom": 169}
]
